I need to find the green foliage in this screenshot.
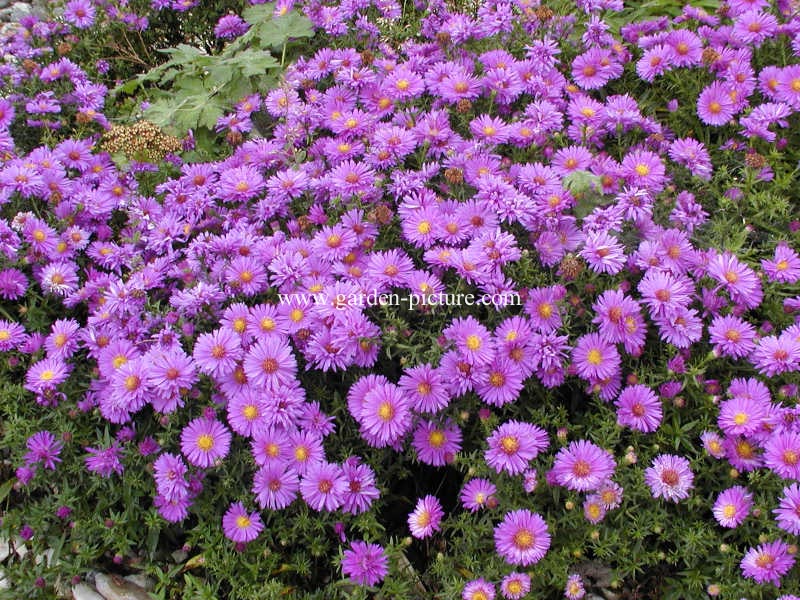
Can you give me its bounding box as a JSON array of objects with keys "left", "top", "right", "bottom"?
[{"left": 112, "top": 8, "right": 313, "bottom": 133}]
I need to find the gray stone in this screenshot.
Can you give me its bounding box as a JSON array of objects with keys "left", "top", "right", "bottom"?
[
  {"left": 123, "top": 574, "right": 154, "bottom": 591},
  {"left": 94, "top": 573, "right": 152, "bottom": 600},
  {"left": 72, "top": 583, "right": 105, "bottom": 600},
  {"left": 0, "top": 537, "right": 8, "bottom": 563},
  {"left": 9, "top": 2, "right": 32, "bottom": 21}
]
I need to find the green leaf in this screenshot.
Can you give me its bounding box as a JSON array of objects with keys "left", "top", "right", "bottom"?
[
  {"left": 271, "top": 10, "right": 314, "bottom": 41},
  {"left": 0, "top": 478, "right": 13, "bottom": 504},
  {"left": 242, "top": 3, "right": 272, "bottom": 25}
]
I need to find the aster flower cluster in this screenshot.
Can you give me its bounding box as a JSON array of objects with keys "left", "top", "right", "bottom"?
[{"left": 4, "top": 0, "right": 800, "bottom": 597}]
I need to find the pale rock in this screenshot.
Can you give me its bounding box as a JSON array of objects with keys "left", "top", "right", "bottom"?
[
  {"left": 72, "top": 583, "right": 105, "bottom": 600},
  {"left": 94, "top": 572, "right": 152, "bottom": 600},
  {"left": 123, "top": 574, "right": 154, "bottom": 591}
]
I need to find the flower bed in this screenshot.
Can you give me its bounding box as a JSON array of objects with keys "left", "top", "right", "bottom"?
[{"left": 1, "top": 0, "right": 800, "bottom": 599}]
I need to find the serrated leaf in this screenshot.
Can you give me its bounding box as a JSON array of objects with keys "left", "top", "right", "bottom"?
[
  {"left": 237, "top": 50, "right": 280, "bottom": 76},
  {"left": 242, "top": 3, "right": 272, "bottom": 25},
  {"left": 198, "top": 101, "right": 225, "bottom": 130},
  {"left": 563, "top": 169, "right": 600, "bottom": 195},
  {"left": 273, "top": 10, "right": 314, "bottom": 40}
]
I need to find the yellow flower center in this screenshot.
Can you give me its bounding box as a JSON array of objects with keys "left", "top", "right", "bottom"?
[
  {"left": 197, "top": 434, "right": 214, "bottom": 451},
  {"left": 235, "top": 515, "right": 251, "bottom": 529},
  {"left": 428, "top": 430, "right": 445, "bottom": 448},
  {"left": 124, "top": 375, "right": 140, "bottom": 391},
  {"left": 573, "top": 459, "right": 591, "bottom": 477},
  {"left": 378, "top": 401, "right": 394, "bottom": 421},
  {"left": 500, "top": 436, "right": 519, "bottom": 454},
  {"left": 466, "top": 335, "right": 481, "bottom": 351},
  {"left": 587, "top": 349, "right": 603, "bottom": 365},
  {"left": 513, "top": 529, "right": 534, "bottom": 549}
]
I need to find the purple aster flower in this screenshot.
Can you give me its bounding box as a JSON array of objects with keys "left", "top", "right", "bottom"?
[
  {"left": 644, "top": 454, "right": 694, "bottom": 502},
  {"left": 717, "top": 395, "right": 768, "bottom": 437},
  {"left": 485, "top": 420, "right": 549, "bottom": 475},
  {"left": 774, "top": 483, "right": 800, "bottom": 535},
  {"left": 214, "top": 14, "right": 249, "bottom": 39},
  {"left": 571, "top": 333, "right": 621, "bottom": 383},
  {"left": 668, "top": 137, "right": 713, "bottom": 180},
  {"left": 475, "top": 358, "right": 524, "bottom": 407},
  {"left": 637, "top": 270, "right": 693, "bottom": 317},
  {"left": 24, "top": 431, "right": 63, "bottom": 470},
  {"left": 763, "top": 242, "right": 800, "bottom": 283},
  {"left": 300, "top": 461, "right": 347, "bottom": 512},
  {"left": 0, "top": 269, "right": 28, "bottom": 300},
  {"left": 701, "top": 431, "right": 726, "bottom": 459},
  {"left": 84, "top": 444, "right": 124, "bottom": 478},
  {"left": 707, "top": 252, "right": 763, "bottom": 309},
  {"left": 192, "top": 328, "right": 243, "bottom": 379},
  {"left": 615, "top": 385, "right": 663, "bottom": 433},
  {"left": 250, "top": 426, "right": 290, "bottom": 468},
  {"left": 153, "top": 453, "right": 189, "bottom": 502},
  {"left": 341, "top": 540, "right": 388, "bottom": 587},
  {"left": 64, "top": 0, "right": 96, "bottom": 28},
  {"left": 412, "top": 420, "right": 461, "bottom": 466},
  {"left": 565, "top": 573, "right": 586, "bottom": 599},
  {"left": 551, "top": 440, "right": 616, "bottom": 492},
  {"left": 740, "top": 540, "right": 795, "bottom": 586},
  {"left": 583, "top": 495, "right": 607, "bottom": 524},
  {"left": 579, "top": 229, "right": 626, "bottom": 275},
  {"left": 724, "top": 436, "right": 762, "bottom": 473},
  {"left": 708, "top": 315, "right": 757, "bottom": 359},
  {"left": 712, "top": 485, "right": 752, "bottom": 528},
  {"left": 408, "top": 495, "right": 443, "bottom": 539},
  {"left": 243, "top": 338, "right": 297, "bottom": 391},
  {"left": 764, "top": 430, "right": 800, "bottom": 480},
  {"left": 443, "top": 316, "right": 494, "bottom": 365},
  {"left": 0, "top": 320, "right": 25, "bottom": 360},
  {"left": 253, "top": 463, "right": 299, "bottom": 510},
  {"left": 341, "top": 456, "right": 380, "bottom": 515},
  {"left": 696, "top": 81, "right": 736, "bottom": 126},
  {"left": 460, "top": 478, "right": 498, "bottom": 512},
  {"left": 287, "top": 429, "right": 325, "bottom": 476},
  {"left": 494, "top": 509, "right": 550, "bottom": 566},
  {"left": 359, "top": 382, "right": 412, "bottom": 448},
  {"left": 463, "top": 579, "right": 496, "bottom": 600},
  {"left": 226, "top": 388, "right": 269, "bottom": 438},
  {"left": 222, "top": 502, "right": 263, "bottom": 543},
  {"left": 180, "top": 417, "right": 231, "bottom": 468},
  {"left": 500, "top": 572, "right": 530, "bottom": 599},
  {"left": 751, "top": 334, "right": 800, "bottom": 377}
]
